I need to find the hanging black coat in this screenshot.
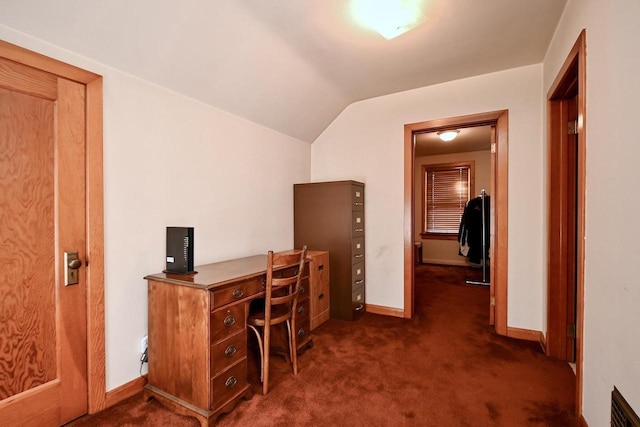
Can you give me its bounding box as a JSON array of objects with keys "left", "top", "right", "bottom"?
[{"left": 458, "top": 196, "right": 490, "bottom": 264}]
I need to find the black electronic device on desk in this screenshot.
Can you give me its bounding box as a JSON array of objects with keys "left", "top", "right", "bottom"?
[{"left": 165, "top": 226, "right": 195, "bottom": 274}]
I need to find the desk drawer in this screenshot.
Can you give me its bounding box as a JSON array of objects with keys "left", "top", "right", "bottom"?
[
  {"left": 295, "top": 317, "right": 310, "bottom": 347},
  {"left": 210, "top": 277, "right": 263, "bottom": 310},
  {"left": 298, "top": 278, "right": 310, "bottom": 302},
  {"left": 295, "top": 298, "right": 310, "bottom": 323},
  {"left": 211, "top": 304, "right": 245, "bottom": 342},
  {"left": 211, "top": 330, "right": 247, "bottom": 377},
  {"left": 211, "top": 359, "right": 247, "bottom": 411}
]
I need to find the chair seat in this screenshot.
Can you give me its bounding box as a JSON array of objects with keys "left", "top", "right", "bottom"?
[{"left": 248, "top": 304, "right": 292, "bottom": 327}]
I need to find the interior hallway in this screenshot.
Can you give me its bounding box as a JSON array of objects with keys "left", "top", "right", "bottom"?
[{"left": 70, "top": 264, "right": 576, "bottom": 426}]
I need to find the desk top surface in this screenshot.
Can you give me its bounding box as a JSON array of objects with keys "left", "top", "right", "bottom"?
[
  {"left": 144, "top": 250, "right": 326, "bottom": 290},
  {"left": 144, "top": 254, "right": 268, "bottom": 290}
]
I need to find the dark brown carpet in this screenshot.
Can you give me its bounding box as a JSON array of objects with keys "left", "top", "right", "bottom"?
[{"left": 70, "top": 264, "right": 575, "bottom": 426}]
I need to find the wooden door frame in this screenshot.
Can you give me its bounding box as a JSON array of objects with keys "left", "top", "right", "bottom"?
[
  {"left": 546, "top": 29, "right": 586, "bottom": 420},
  {"left": 404, "top": 110, "right": 509, "bottom": 336},
  {"left": 0, "top": 40, "right": 107, "bottom": 414}
]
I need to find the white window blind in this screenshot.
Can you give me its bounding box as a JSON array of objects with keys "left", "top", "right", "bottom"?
[{"left": 424, "top": 166, "right": 471, "bottom": 234}]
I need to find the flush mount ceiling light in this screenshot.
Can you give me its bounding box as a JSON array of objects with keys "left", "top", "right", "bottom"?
[
  {"left": 352, "top": 0, "right": 426, "bottom": 40},
  {"left": 437, "top": 130, "right": 460, "bottom": 142}
]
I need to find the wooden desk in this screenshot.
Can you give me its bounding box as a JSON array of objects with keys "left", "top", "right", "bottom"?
[{"left": 143, "top": 253, "right": 315, "bottom": 426}]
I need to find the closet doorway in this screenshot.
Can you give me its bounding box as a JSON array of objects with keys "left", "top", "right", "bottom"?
[
  {"left": 546, "top": 29, "right": 586, "bottom": 420},
  {"left": 404, "top": 111, "right": 508, "bottom": 335}
]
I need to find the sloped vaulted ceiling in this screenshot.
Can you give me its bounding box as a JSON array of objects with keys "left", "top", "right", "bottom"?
[{"left": 0, "top": 0, "right": 566, "bottom": 142}]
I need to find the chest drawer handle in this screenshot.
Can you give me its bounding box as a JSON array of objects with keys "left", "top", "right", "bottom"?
[
  {"left": 225, "top": 376, "right": 238, "bottom": 389},
  {"left": 355, "top": 304, "right": 364, "bottom": 312},
  {"left": 297, "top": 306, "right": 305, "bottom": 314},
  {"left": 223, "top": 315, "right": 236, "bottom": 327},
  {"left": 355, "top": 228, "right": 364, "bottom": 232},
  {"left": 232, "top": 288, "right": 244, "bottom": 299},
  {"left": 297, "top": 328, "right": 306, "bottom": 337},
  {"left": 354, "top": 254, "right": 364, "bottom": 259},
  {"left": 355, "top": 279, "right": 364, "bottom": 285},
  {"left": 354, "top": 202, "right": 363, "bottom": 206},
  {"left": 224, "top": 345, "right": 237, "bottom": 357}
]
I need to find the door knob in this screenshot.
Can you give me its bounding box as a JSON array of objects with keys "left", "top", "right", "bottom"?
[
  {"left": 64, "top": 251, "right": 82, "bottom": 286},
  {"left": 68, "top": 258, "right": 82, "bottom": 269}
]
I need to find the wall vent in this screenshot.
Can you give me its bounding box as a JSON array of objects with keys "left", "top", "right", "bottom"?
[{"left": 612, "top": 387, "right": 640, "bottom": 427}]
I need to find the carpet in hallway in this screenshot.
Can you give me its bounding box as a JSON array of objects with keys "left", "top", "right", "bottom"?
[{"left": 69, "top": 264, "right": 575, "bottom": 426}]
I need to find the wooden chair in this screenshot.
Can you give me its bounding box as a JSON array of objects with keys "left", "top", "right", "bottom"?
[{"left": 247, "top": 247, "right": 307, "bottom": 394}]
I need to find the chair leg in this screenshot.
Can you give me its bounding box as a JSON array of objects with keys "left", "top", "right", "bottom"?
[
  {"left": 286, "top": 319, "right": 293, "bottom": 365},
  {"left": 262, "top": 323, "right": 271, "bottom": 395},
  {"left": 288, "top": 317, "right": 298, "bottom": 376}
]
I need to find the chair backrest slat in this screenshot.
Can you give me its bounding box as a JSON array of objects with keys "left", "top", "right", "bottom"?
[{"left": 264, "top": 247, "right": 307, "bottom": 321}]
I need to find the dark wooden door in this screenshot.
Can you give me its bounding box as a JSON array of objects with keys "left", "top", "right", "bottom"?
[
  {"left": 489, "top": 125, "right": 496, "bottom": 326},
  {"left": 565, "top": 95, "right": 578, "bottom": 362},
  {"left": 548, "top": 88, "right": 579, "bottom": 362},
  {"left": 0, "top": 57, "right": 88, "bottom": 425}
]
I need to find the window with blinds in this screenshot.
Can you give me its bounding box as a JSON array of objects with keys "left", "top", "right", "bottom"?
[{"left": 422, "top": 162, "right": 474, "bottom": 236}]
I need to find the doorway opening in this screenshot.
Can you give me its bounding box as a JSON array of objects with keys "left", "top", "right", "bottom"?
[
  {"left": 414, "top": 126, "right": 491, "bottom": 270},
  {"left": 404, "top": 110, "right": 508, "bottom": 336}
]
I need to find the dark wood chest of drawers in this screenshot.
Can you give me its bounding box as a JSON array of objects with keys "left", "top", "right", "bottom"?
[{"left": 294, "top": 181, "right": 365, "bottom": 321}]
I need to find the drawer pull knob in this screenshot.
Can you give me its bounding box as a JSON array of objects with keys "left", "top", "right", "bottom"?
[
  {"left": 354, "top": 202, "right": 363, "bottom": 206},
  {"left": 355, "top": 279, "right": 364, "bottom": 284},
  {"left": 225, "top": 376, "right": 238, "bottom": 389},
  {"left": 223, "top": 315, "right": 236, "bottom": 327},
  {"left": 232, "top": 288, "right": 244, "bottom": 299},
  {"left": 355, "top": 304, "right": 364, "bottom": 312},
  {"left": 355, "top": 228, "right": 364, "bottom": 232},
  {"left": 354, "top": 254, "right": 364, "bottom": 258},
  {"left": 224, "top": 345, "right": 237, "bottom": 357},
  {"left": 297, "top": 328, "right": 306, "bottom": 337},
  {"left": 299, "top": 286, "right": 306, "bottom": 294},
  {"left": 297, "top": 306, "right": 305, "bottom": 314}
]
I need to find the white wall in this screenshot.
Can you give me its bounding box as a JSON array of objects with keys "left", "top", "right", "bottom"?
[
  {"left": 0, "top": 26, "right": 311, "bottom": 391},
  {"left": 312, "top": 65, "right": 544, "bottom": 330},
  {"left": 414, "top": 151, "right": 491, "bottom": 266},
  {"left": 543, "top": 1, "right": 640, "bottom": 424}
]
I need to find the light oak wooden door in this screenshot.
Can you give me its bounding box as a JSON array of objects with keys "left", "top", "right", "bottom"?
[{"left": 0, "top": 57, "right": 88, "bottom": 426}]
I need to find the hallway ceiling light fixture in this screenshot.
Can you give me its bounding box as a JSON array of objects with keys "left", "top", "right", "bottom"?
[
  {"left": 438, "top": 130, "right": 460, "bottom": 142},
  {"left": 352, "top": 0, "right": 426, "bottom": 40}
]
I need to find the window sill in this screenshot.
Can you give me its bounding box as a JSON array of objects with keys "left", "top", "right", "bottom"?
[{"left": 420, "top": 232, "right": 458, "bottom": 241}]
